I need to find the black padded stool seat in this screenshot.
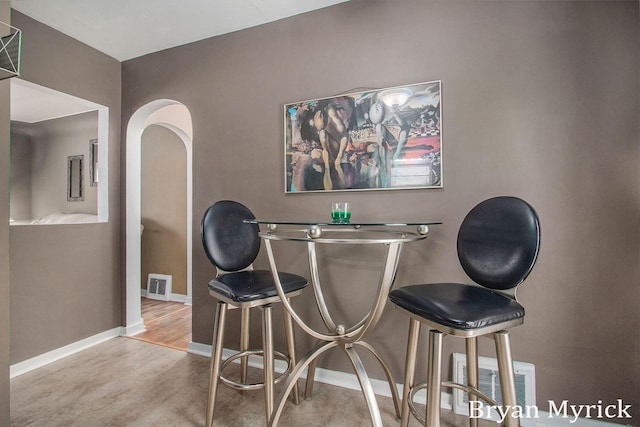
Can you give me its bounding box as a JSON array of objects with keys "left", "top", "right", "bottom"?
[
  {"left": 209, "top": 271, "right": 308, "bottom": 304},
  {"left": 389, "top": 283, "right": 525, "bottom": 331},
  {"left": 389, "top": 196, "right": 540, "bottom": 427},
  {"left": 201, "top": 200, "right": 308, "bottom": 427}
]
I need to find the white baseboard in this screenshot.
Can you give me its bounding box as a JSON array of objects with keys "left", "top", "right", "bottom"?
[
  {"left": 141, "top": 289, "right": 190, "bottom": 304},
  {"left": 186, "top": 341, "right": 451, "bottom": 411},
  {"left": 10, "top": 327, "right": 123, "bottom": 378},
  {"left": 124, "top": 319, "right": 146, "bottom": 336},
  {"left": 169, "top": 293, "right": 188, "bottom": 304},
  {"left": 187, "top": 341, "right": 212, "bottom": 357}
]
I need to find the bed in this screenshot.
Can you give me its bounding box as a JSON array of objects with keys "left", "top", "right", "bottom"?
[{"left": 28, "top": 212, "right": 99, "bottom": 225}]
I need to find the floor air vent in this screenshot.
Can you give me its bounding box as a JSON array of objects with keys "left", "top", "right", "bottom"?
[
  {"left": 146, "top": 274, "right": 172, "bottom": 301},
  {"left": 452, "top": 353, "right": 535, "bottom": 421}
]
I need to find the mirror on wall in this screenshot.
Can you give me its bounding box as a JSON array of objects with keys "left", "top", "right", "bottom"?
[
  {"left": 89, "top": 139, "right": 98, "bottom": 187},
  {"left": 67, "top": 155, "right": 84, "bottom": 201},
  {"left": 9, "top": 79, "right": 109, "bottom": 225}
]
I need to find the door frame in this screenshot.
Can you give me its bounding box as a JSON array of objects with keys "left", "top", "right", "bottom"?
[{"left": 124, "top": 100, "right": 193, "bottom": 334}]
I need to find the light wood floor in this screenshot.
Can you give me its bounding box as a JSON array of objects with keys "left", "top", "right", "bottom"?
[
  {"left": 128, "top": 298, "right": 192, "bottom": 351},
  {"left": 10, "top": 299, "right": 489, "bottom": 425},
  {"left": 10, "top": 337, "right": 480, "bottom": 426}
]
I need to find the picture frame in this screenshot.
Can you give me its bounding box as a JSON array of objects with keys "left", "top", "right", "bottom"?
[
  {"left": 89, "top": 138, "right": 98, "bottom": 187},
  {"left": 284, "top": 80, "right": 442, "bottom": 193},
  {"left": 67, "top": 154, "right": 84, "bottom": 202}
]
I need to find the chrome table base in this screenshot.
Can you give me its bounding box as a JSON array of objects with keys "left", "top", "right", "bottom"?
[{"left": 258, "top": 224, "right": 432, "bottom": 427}]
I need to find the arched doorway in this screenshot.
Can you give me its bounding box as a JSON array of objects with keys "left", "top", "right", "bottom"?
[{"left": 125, "top": 100, "right": 193, "bottom": 335}]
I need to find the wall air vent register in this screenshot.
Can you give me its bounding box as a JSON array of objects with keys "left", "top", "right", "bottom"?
[
  {"left": 452, "top": 353, "right": 536, "bottom": 422},
  {"left": 145, "top": 274, "right": 172, "bottom": 301}
]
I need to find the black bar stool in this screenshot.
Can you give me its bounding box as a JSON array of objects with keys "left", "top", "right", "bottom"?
[
  {"left": 201, "top": 200, "right": 308, "bottom": 426},
  {"left": 389, "top": 196, "right": 541, "bottom": 427}
]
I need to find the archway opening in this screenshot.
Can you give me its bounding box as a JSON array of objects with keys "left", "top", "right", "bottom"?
[{"left": 125, "top": 100, "right": 193, "bottom": 335}]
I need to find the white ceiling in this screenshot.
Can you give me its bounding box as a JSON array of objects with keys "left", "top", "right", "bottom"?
[
  {"left": 11, "top": 78, "right": 104, "bottom": 123},
  {"left": 9, "top": 0, "right": 348, "bottom": 122},
  {"left": 11, "top": 0, "right": 349, "bottom": 61}
]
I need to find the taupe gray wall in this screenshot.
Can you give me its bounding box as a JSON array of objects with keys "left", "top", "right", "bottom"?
[
  {"left": 29, "top": 112, "right": 98, "bottom": 217},
  {"left": 141, "top": 124, "right": 188, "bottom": 295},
  {"left": 122, "top": 0, "right": 639, "bottom": 416},
  {"left": 1, "top": 1, "right": 11, "bottom": 423},
  {"left": 11, "top": 112, "right": 99, "bottom": 220},
  {"left": 9, "top": 11, "right": 121, "bottom": 363},
  {"left": 9, "top": 122, "right": 31, "bottom": 221}
]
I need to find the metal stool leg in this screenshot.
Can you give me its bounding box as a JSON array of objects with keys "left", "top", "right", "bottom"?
[
  {"left": 283, "top": 298, "right": 300, "bottom": 405},
  {"left": 495, "top": 331, "right": 520, "bottom": 427},
  {"left": 400, "top": 318, "right": 420, "bottom": 427},
  {"left": 240, "top": 307, "right": 250, "bottom": 394},
  {"left": 262, "top": 305, "right": 275, "bottom": 421},
  {"left": 304, "top": 358, "right": 317, "bottom": 400},
  {"left": 206, "top": 301, "right": 228, "bottom": 427},
  {"left": 426, "top": 330, "right": 443, "bottom": 427},
  {"left": 466, "top": 337, "right": 479, "bottom": 427}
]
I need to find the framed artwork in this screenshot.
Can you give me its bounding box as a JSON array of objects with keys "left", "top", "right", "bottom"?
[
  {"left": 89, "top": 139, "right": 98, "bottom": 187},
  {"left": 284, "top": 80, "right": 442, "bottom": 193},
  {"left": 67, "top": 155, "right": 84, "bottom": 202}
]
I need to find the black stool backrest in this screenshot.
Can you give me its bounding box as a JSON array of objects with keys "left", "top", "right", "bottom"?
[
  {"left": 201, "top": 200, "right": 261, "bottom": 272},
  {"left": 457, "top": 196, "right": 540, "bottom": 291}
]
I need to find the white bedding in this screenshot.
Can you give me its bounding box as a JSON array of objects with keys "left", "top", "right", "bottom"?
[{"left": 30, "top": 212, "right": 99, "bottom": 224}]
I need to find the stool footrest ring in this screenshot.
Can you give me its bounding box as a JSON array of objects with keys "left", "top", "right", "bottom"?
[
  {"left": 407, "top": 381, "right": 499, "bottom": 425},
  {"left": 219, "top": 349, "right": 292, "bottom": 391}
]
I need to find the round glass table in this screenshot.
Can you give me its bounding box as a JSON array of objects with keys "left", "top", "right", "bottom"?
[{"left": 246, "top": 220, "right": 441, "bottom": 427}]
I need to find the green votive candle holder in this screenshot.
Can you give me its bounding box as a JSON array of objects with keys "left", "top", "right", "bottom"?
[{"left": 331, "top": 202, "right": 351, "bottom": 224}]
